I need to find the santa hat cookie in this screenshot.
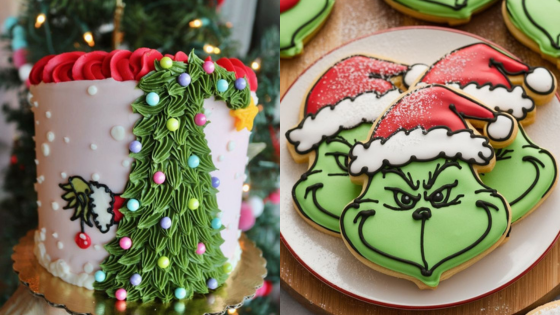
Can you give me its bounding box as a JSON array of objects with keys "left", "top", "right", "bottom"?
[
  {"left": 287, "top": 55, "right": 408, "bottom": 155},
  {"left": 349, "top": 85, "right": 518, "bottom": 176},
  {"left": 403, "top": 43, "right": 556, "bottom": 122}
]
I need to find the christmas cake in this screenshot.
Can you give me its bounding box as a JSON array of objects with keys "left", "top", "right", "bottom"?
[{"left": 28, "top": 48, "right": 258, "bottom": 302}]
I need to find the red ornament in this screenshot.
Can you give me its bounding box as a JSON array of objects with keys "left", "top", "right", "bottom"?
[
  {"left": 75, "top": 232, "right": 91, "bottom": 249},
  {"left": 115, "top": 300, "right": 127, "bottom": 312},
  {"left": 255, "top": 280, "right": 272, "bottom": 297},
  {"left": 113, "top": 195, "right": 126, "bottom": 222},
  {"left": 267, "top": 189, "right": 280, "bottom": 205},
  {"left": 10, "top": 155, "right": 17, "bottom": 165}
]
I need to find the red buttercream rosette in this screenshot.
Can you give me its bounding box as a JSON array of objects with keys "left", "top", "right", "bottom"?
[
  {"left": 216, "top": 57, "right": 258, "bottom": 92},
  {"left": 30, "top": 49, "right": 254, "bottom": 90}
]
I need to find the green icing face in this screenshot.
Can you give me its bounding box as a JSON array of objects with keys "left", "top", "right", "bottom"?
[
  {"left": 394, "top": 0, "right": 495, "bottom": 19},
  {"left": 480, "top": 125, "right": 557, "bottom": 222},
  {"left": 507, "top": 0, "right": 560, "bottom": 58},
  {"left": 293, "top": 124, "right": 371, "bottom": 233},
  {"left": 280, "top": 0, "right": 335, "bottom": 58},
  {"left": 341, "top": 158, "right": 510, "bottom": 288}
]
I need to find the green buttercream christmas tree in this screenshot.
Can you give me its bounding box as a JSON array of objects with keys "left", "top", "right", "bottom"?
[{"left": 93, "top": 52, "right": 251, "bottom": 302}]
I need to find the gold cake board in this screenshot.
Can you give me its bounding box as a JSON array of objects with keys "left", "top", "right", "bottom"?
[{"left": 9, "top": 230, "right": 267, "bottom": 315}]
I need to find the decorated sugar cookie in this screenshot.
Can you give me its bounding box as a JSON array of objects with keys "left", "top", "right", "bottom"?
[
  {"left": 384, "top": 0, "right": 498, "bottom": 25},
  {"left": 280, "top": 0, "right": 335, "bottom": 58},
  {"left": 286, "top": 55, "right": 408, "bottom": 235},
  {"left": 504, "top": 0, "right": 560, "bottom": 68},
  {"left": 405, "top": 43, "right": 558, "bottom": 223},
  {"left": 342, "top": 85, "right": 514, "bottom": 289}
]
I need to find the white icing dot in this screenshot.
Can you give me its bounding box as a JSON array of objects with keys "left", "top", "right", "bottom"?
[
  {"left": 64, "top": 137, "right": 70, "bottom": 143},
  {"left": 36, "top": 120, "right": 40, "bottom": 125},
  {"left": 47, "top": 131, "right": 55, "bottom": 142},
  {"left": 94, "top": 245, "right": 102, "bottom": 251},
  {"left": 27, "top": 92, "right": 33, "bottom": 105},
  {"left": 90, "top": 143, "right": 98, "bottom": 150},
  {"left": 57, "top": 242, "right": 64, "bottom": 250},
  {"left": 41, "top": 143, "right": 50, "bottom": 157},
  {"left": 40, "top": 232, "right": 46, "bottom": 241},
  {"left": 84, "top": 263, "right": 93, "bottom": 274},
  {"left": 92, "top": 173, "right": 100, "bottom": 181},
  {"left": 227, "top": 141, "right": 236, "bottom": 152},
  {"left": 41, "top": 227, "right": 46, "bottom": 233},
  {"left": 234, "top": 172, "right": 242, "bottom": 179},
  {"left": 34, "top": 159, "right": 39, "bottom": 165},
  {"left": 110, "top": 126, "right": 125, "bottom": 141},
  {"left": 79, "top": 234, "right": 86, "bottom": 240},
  {"left": 122, "top": 160, "right": 130, "bottom": 167},
  {"left": 52, "top": 232, "right": 58, "bottom": 238},
  {"left": 61, "top": 172, "right": 67, "bottom": 179},
  {"left": 37, "top": 200, "right": 42, "bottom": 207},
  {"left": 204, "top": 107, "right": 213, "bottom": 117},
  {"left": 37, "top": 175, "right": 45, "bottom": 184},
  {"left": 87, "top": 85, "right": 98, "bottom": 95},
  {"left": 33, "top": 101, "right": 38, "bottom": 107},
  {"left": 218, "top": 155, "right": 225, "bottom": 162},
  {"left": 217, "top": 212, "right": 223, "bottom": 218},
  {"left": 52, "top": 202, "right": 59, "bottom": 211},
  {"left": 45, "top": 111, "right": 51, "bottom": 118}
]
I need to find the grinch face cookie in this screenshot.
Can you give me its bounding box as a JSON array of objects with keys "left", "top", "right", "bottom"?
[
  {"left": 406, "top": 43, "right": 558, "bottom": 223},
  {"left": 504, "top": 0, "right": 560, "bottom": 68},
  {"left": 342, "top": 85, "right": 514, "bottom": 289},
  {"left": 286, "top": 55, "right": 408, "bottom": 235},
  {"left": 384, "top": 0, "right": 498, "bottom": 25},
  {"left": 280, "top": 0, "right": 335, "bottom": 58}
]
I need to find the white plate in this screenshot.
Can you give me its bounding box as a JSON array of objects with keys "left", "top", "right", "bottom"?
[{"left": 280, "top": 27, "right": 560, "bottom": 309}]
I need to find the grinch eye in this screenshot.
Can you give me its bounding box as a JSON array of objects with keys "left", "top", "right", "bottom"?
[
  {"left": 325, "top": 152, "right": 349, "bottom": 173},
  {"left": 384, "top": 187, "right": 420, "bottom": 211},
  {"left": 425, "top": 180, "right": 464, "bottom": 208}
]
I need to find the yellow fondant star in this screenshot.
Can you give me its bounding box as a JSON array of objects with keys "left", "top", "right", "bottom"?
[{"left": 230, "top": 98, "right": 258, "bottom": 131}]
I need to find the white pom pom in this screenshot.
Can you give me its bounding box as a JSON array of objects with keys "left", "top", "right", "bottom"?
[
  {"left": 487, "top": 114, "right": 514, "bottom": 141},
  {"left": 525, "top": 67, "right": 554, "bottom": 94}
]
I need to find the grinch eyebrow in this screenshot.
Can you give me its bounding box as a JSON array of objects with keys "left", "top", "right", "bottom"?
[
  {"left": 424, "top": 160, "right": 462, "bottom": 190},
  {"left": 381, "top": 168, "right": 419, "bottom": 190}
]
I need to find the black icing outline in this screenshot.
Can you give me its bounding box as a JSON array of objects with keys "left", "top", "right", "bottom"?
[
  {"left": 340, "top": 161, "right": 510, "bottom": 281},
  {"left": 416, "top": 42, "right": 555, "bottom": 98},
  {"left": 517, "top": 0, "right": 560, "bottom": 52},
  {"left": 280, "top": 0, "right": 332, "bottom": 53},
  {"left": 394, "top": 0, "right": 471, "bottom": 11}
]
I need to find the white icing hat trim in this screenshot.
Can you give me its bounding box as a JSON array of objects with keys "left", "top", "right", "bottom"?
[
  {"left": 447, "top": 83, "right": 534, "bottom": 120},
  {"left": 525, "top": 67, "right": 554, "bottom": 94},
  {"left": 486, "top": 114, "right": 514, "bottom": 141},
  {"left": 404, "top": 64, "right": 429, "bottom": 88},
  {"left": 287, "top": 89, "right": 401, "bottom": 154},
  {"left": 349, "top": 127, "right": 493, "bottom": 175}
]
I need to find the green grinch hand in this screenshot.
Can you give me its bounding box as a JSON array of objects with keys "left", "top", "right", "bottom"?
[
  {"left": 292, "top": 124, "right": 370, "bottom": 234},
  {"left": 341, "top": 159, "right": 510, "bottom": 288},
  {"left": 480, "top": 127, "right": 557, "bottom": 222}
]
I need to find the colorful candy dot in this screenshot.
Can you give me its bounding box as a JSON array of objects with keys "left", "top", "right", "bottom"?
[
  {"left": 167, "top": 118, "right": 179, "bottom": 131},
  {"left": 207, "top": 278, "right": 218, "bottom": 290},
  {"left": 188, "top": 155, "right": 200, "bottom": 168},
  {"left": 211, "top": 177, "right": 220, "bottom": 188},
  {"left": 203, "top": 61, "right": 215, "bottom": 74},
  {"left": 160, "top": 216, "right": 172, "bottom": 229},
  {"left": 130, "top": 273, "right": 142, "bottom": 286},
  {"left": 160, "top": 56, "right": 173, "bottom": 69},
  {"left": 194, "top": 113, "right": 207, "bottom": 126},
  {"left": 223, "top": 263, "right": 233, "bottom": 273},
  {"left": 196, "top": 242, "right": 206, "bottom": 255},
  {"left": 158, "top": 256, "right": 170, "bottom": 269},
  {"left": 175, "top": 287, "right": 187, "bottom": 299},
  {"left": 146, "top": 92, "right": 159, "bottom": 106},
  {"left": 115, "top": 288, "right": 127, "bottom": 301},
  {"left": 188, "top": 198, "right": 199, "bottom": 210},
  {"left": 95, "top": 270, "right": 106, "bottom": 282},
  {"left": 211, "top": 218, "right": 222, "bottom": 229},
  {"left": 217, "top": 79, "right": 228, "bottom": 92},
  {"left": 178, "top": 73, "right": 191, "bottom": 87},
  {"left": 153, "top": 171, "right": 166, "bottom": 184},
  {"left": 119, "top": 237, "right": 132, "bottom": 250},
  {"left": 127, "top": 199, "right": 140, "bottom": 211},
  {"left": 235, "top": 78, "right": 247, "bottom": 90},
  {"left": 129, "top": 140, "right": 142, "bottom": 153}
]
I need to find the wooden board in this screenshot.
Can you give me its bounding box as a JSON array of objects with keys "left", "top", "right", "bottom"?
[{"left": 280, "top": 0, "right": 560, "bottom": 314}]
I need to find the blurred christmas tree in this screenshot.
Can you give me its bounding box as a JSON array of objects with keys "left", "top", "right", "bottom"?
[{"left": 0, "top": 0, "right": 279, "bottom": 313}]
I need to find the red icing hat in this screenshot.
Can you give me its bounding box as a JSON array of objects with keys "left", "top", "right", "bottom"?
[
  {"left": 349, "top": 85, "right": 516, "bottom": 176},
  {"left": 216, "top": 57, "right": 258, "bottom": 92},
  {"left": 306, "top": 55, "right": 408, "bottom": 115}
]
